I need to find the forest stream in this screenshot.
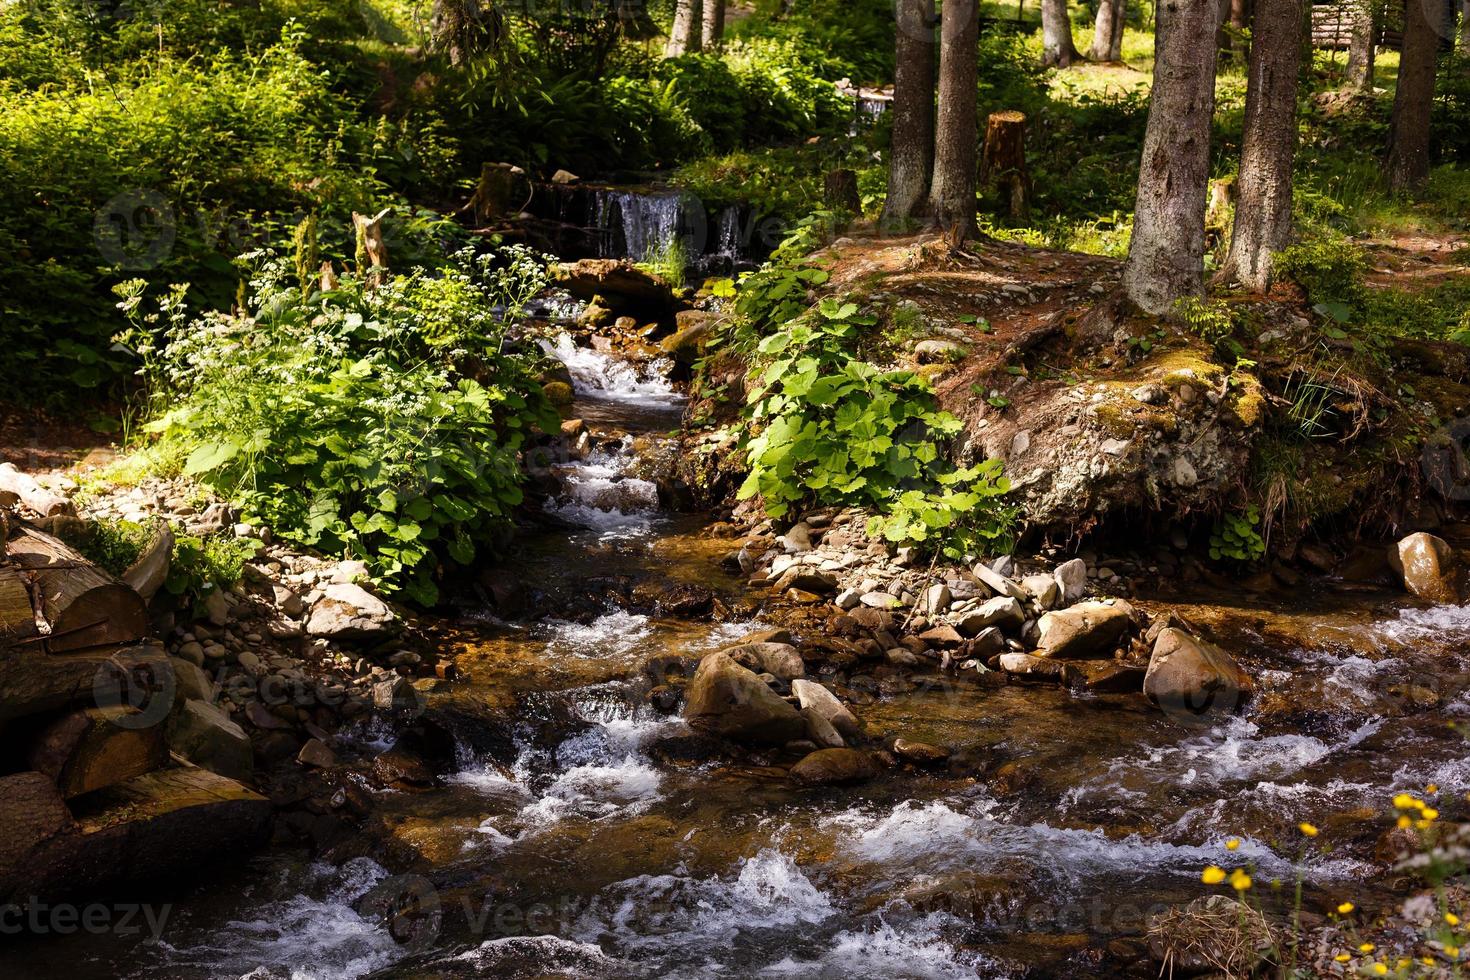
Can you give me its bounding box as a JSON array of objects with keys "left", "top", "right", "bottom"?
[{"left": 7, "top": 334, "right": 1468, "bottom": 980}]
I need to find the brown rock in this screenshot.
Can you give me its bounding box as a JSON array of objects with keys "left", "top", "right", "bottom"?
[
  {"left": 789, "top": 748, "right": 876, "bottom": 786},
  {"left": 683, "top": 653, "right": 805, "bottom": 745}
]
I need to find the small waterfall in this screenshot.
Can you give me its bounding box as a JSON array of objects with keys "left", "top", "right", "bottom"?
[{"left": 594, "top": 189, "right": 708, "bottom": 265}]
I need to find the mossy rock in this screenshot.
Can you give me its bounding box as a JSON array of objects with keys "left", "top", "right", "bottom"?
[{"left": 543, "top": 381, "right": 575, "bottom": 411}]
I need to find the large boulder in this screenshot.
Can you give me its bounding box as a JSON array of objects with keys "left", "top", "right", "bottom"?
[
  {"left": 1035, "top": 600, "right": 1134, "bottom": 658},
  {"left": 1143, "top": 627, "right": 1253, "bottom": 720},
  {"left": 683, "top": 653, "right": 805, "bottom": 745},
  {"left": 552, "top": 258, "right": 678, "bottom": 313},
  {"left": 723, "top": 642, "right": 805, "bottom": 682},
  {"left": 790, "top": 748, "right": 877, "bottom": 786},
  {"left": 167, "top": 699, "right": 253, "bottom": 781},
  {"left": 1391, "top": 532, "right": 1462, "bottom": 605},
  {"left": 306, "top": 583, "right": 398, "bottom": 641}
]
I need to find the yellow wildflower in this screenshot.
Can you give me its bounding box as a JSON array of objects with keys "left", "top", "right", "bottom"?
[
  {"left": 1372, "top": 964, "right": 1387, "bottom": 976},
  {"left": 1448, "top": 945, "right": 1461, "bottom": 958},
  {"left": 1394, "top": 793, "right": 1424, "bottom": 811},
  {"left": 1423, "top": 807, "right": 1440, "bottom": 821},
  {"left": 1398, "top": 815, "right": 1413, "bottom": 829},
  {"left": 1427, "top": 783, "right": 1439, "bottom": 794},
  {"left": 1298, "top": 822, "right": 1319, "bottom": 837},
  {"left": 1201, "top": 865, "right": 1226, "bottom": 885},
  {"left": 1228, "top": 868, "right": 1252, "bottom": 892},
  {"left": 1225, "top": 837, "right": 1241, "bottom": 851},
  {"left": 1337, "top": 902, "right": 1355, "bottom": 915},
  {"left": 1334, "top": 953, "right": 1352, "bottom": 963},
  {"left": 1446, "top": 912, "right": 1461, "bottom": 927},
  {"left": 1360, "top": 943, "right": 1376, "bottom": 953}
]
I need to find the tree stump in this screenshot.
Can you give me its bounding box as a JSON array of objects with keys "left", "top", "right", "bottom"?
[
  {"left": 823, "top": 168, "right": 862, "bottom": 215},
  {"left": 352, "top": 209, "right": 391, "bottom": 284},
  {"left": 6, "top": 526, "right": 147, "bottom": 653},
  {"left": 980, "top": 111, "right": 1030, "bottom": 218},
  {"left": 0, "top": 464, "right": 74, "bottom": 518},
  {"left": 29, "top": 706, "right": 168, "bottom": 799}
]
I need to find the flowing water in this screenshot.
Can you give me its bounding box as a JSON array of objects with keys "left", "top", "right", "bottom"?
[{"left": 11, "top": 341, "right": 1470, "bottom": 980}]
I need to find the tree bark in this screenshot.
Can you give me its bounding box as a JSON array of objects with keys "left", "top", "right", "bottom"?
[
  {"left": 883, "top": 0, "right": 938, "bottom": 227},
  {"left": 1220, "top": 0, "right": 1251, "bottom": 58},
  {"left": 1385, "top": 0, "right": 1440, "bottom": 193},
  {"left": 701, "top": 0, "right": 726, "bottom": 49},
  {"left": 981, "top": 111, "right": 1031, "bottom": 217},
  {"left": 824, "top": 169, "right": 862, "bottom": 214},
  {"left": 1223, "top": 0, "right": 1304, "bottom": 292},
  {"left": 0, "top": 565, "right": 38, "bottom": 645},
  {"left": 1091, "top": 0, "right": 1128, "bottom": 60},
  {"left": 6, "top": 526, "right": 148, "bottom": 654},
  {"left": 1121, "top": 0, "right": 1222, "bottom": 315},
  {"left": 928, "top": 0, "right": 981, "bottom": 240},
  {"left": 1461, "top": 0, "right": 1470, "bottom": 55},
  {"left": 30, "top": 706, "right": 168, "bottom": 799},
  {"left": 665, "top": 0, "right": 704, "bottom": 56},
  {"left": 1042, "top": 0, "right": 1083, "bottom": 66},
  {"left": 1345, "top": 0, "right": 1377, "bottom": 92}
]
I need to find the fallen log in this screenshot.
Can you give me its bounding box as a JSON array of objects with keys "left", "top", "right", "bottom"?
[
  {"left": 29, "top": 705, "right": 169, "bottom": 798},
  {"left": 0, "top": 565, "right": 39, "bottom": 645},
  {"left": 0, "top": 464, "right": 74, "bottom": 518},
  {"left": 122, "top": 522, "right": 174, "bottom": 603},
  {"left": 6, "top": 526, "right": 148, "bottom": 652}
]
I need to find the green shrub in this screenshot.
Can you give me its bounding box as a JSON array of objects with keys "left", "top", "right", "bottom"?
[
  {"left": 69, "top": 517, "right": 256, "bottom": 604},
  {"left": 737, "top": 296, "right": 1016, "bottom": 560},
  {"left": 1272, "top": 234, "right": 1368, "bottom": 307},
  {"left": 123, "top": 246, "right": 559, "bottom": 605},
  {"left": 1209, "top": 505, "right": 1266, "bottom": 563}
]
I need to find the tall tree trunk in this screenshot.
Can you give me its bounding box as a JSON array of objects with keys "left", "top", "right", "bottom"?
[
  {"left": 1042, "top": 0, "right": 1083, "bottom": 66},
  {"left": 1219, "top": 0, "right": 1251, "bottom": 58},
  {"left": 1223, "top": 0, "right": 1304, "bottom": 292},
  {"left": 665, "top": 0, "right": 703, "bottom": 56},
  {"left": 702, "top": 0, "right": 726, "bottom": 49},
  {"left": 1345, "top": 0, "right": 1377, "bottom": 92},
  {"left": 1385, "top": 0, "right": 1440, "bottom": 192},
  {"left": 1460, "top": 0, "right": 1470, "bottom": 54},
  {"left": 1091, "top": 0, "right": 1127, "bottom": 60},
  {"left": 883, "top": 0, "right": 938, "bottom": 227},
  {"left": 928, "top": 0, "right": 981, "bottom": 239},
  {"left": 1121, "top": 0, "right": 1222, "bottom": 315}
]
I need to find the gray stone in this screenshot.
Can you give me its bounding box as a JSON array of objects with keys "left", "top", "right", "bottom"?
[
  {"left": 1054, "top": 558, "right": 1088, "bottom": 603},
  {"left": 1035, "top": 601, "right": 1134, "bottom": 658},
  {"left": 1021, "top": 574, "right": 1062, "bottom": 610},
  {"left": 801, "top": 707, "right": 846, "bottom": 749},
  {"left": 724, "top": 642, "right": 805, "bottom": 682},
  {"left": 791, "top": 679, "right": 862, "bottom": 739},
  {"left": 972, "top": 563, "right": 1026, "bottom": 600},
  {"left": 306, "top": 583, "right": 398, "bottom": 640},
  {"left": 167, "top": 699, "right": 252, "bottom": 781},
  {"left": 957, "top": 596, "right": 1025, "bottom": 635}
]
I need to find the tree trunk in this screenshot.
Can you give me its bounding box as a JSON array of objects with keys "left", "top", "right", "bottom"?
[
  {"left": 1461, "top": 0, "right": 1469, "bottom": 55},
  {"left": 1385, "top": 0, "right": 1440, "bottom": 193},
  {"left": 665, "top": 0, "right": 704, "bottom": 56},
  {"left": 1219, "top": 0, "right": 1251, "bottom": 58},
  {"left": 701, "top": 0, "right": 726, "bottom": 49},
  {"left": 1121, "top": 0, "right": 1222, "bottom": 315},
  {"left": 1042, "top": 0, "right": 1083, "bottom": 66},
  {"left": 1091, "top": 0, "right": 1127, "bottom": 60},
  {"left": 0, "top": 565, "right": 38, "bottom": 645},
  {"left": 928, "top": 0, "right": 981, "bottom": 240},
  {"left": 0, "top": 464, "right": 74, "bottom": 519},
  {"left": 883, "top": 0, "right": 938, "bottom": 227},
  {"left": 824, "top": 169, "right": 862, "bottom": 214},
  {"left": 1223, "top": 0, "right": 1304, "bottom": 292},
  {"left": 1345, "top": 0, "right": 1377, "bottom": 92},
  {"left": 981, "top": 111, "right": 1031, "bottom": 217},
  {"left": 6, "top": 526, "right": 148, "bottom": 653}
]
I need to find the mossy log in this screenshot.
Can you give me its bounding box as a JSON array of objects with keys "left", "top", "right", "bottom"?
[{"left": 6, "top": 526, "right": 148, "bottom": 653}]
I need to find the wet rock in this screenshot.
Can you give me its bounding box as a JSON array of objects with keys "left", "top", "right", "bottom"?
[
  {"left": 789, "top": 748, "right": 876, "bottom": 786},
  {"left": 918, "top": 624, "right": 964, "bottom": 647},
  {"left": 683, "top": 653, "right": 806, "bottom": 745},
  {"left": 1034, "top": 600, "right": 1134, "bottom": 658},
  {"left": 1063, "top": 661, "right": 1147, "bottom": 693},
  {"left": 892, "top": 738, "right": 950, "bottom": 765},
  {"left": 296, "top": 738, "right": 337, "bottom": 768},
  {"left": 773, "top": 567, "right": 837, "bottom": 594},
  {"left": 914, "top": 339, "right": 968, "bottom": 363},
  {"left": 790, "top": 678, "right": 862, "bottom": 739},
  {"left": 998, "top": 653, "right": 1067, "bottom": 681},
  {"left": 1391, "top": 532, "right": 1462, "bottom": 605},
  {"left": 1143, "top": 627, "right": 1253, "bottom": 719},
  {"left": 659, "top": 318, "right": 714, "bottom": 364},
  {"left": 305, "top": 583, "right": 398, "bottom": 640},
  {"left": 801, "top": 707, "right": 846, "bottom": 748},
  {"left": 167, "top": 699, "right": 253, "bottom": 781},
  {"left": 724, "top": 642, "right": 805, "bottom": 682},
  {"left": 372, "top": 676, "right": 422, "bottom": 712}
]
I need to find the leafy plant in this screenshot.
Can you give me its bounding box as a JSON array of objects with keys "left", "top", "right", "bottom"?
[
  {"left": 124, "top": 246, "right": 559, "bottom": 605},
  {"left": 1272, "top": 234, "right": 1368, "bottom": 308},
  {"left": 1209, "top": 505, "right": 1266, "bottom": 563},
  {"left": 737, "top": 296, "right": 1015, "bottom": 559},
  {"left": 1172, "top": 297, "right": 1237, "bottom": 350}
]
